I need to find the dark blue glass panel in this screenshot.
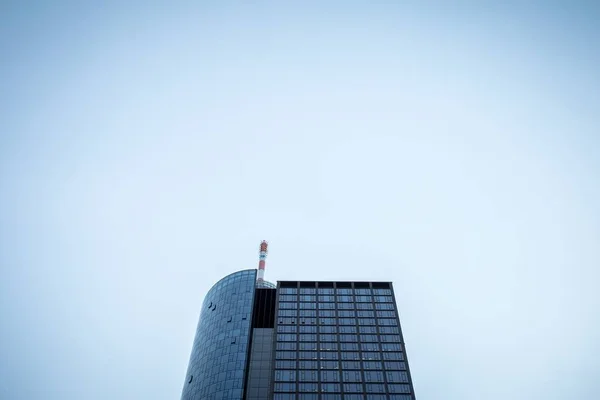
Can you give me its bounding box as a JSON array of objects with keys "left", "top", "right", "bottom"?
[{"left": 181, "top": 270, "right": 256, "bottom": 400}]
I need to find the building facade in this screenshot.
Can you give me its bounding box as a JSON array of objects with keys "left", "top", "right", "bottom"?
[
  {"left": 182, "top": 270, "right": 257, "bottom": 399},
  {"left": 182, "top": 273, "right": 416, "bottom": 399}
]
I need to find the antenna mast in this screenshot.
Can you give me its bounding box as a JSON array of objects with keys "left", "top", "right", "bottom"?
[{"left": 257, "top": 240, "right": 268, "bottom": 282}]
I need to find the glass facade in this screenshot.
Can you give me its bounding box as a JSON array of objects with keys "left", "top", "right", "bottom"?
[
  {"left": 181, "top": 270, "right": 256, "bottom": 400},
  {"left": 182, "top": 274, "right": 416, "bottom": 400},
  {"left": 273, "top": 284, "right": 415, "bottom": 400}
]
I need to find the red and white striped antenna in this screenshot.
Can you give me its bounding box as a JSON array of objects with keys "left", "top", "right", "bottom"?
[{"left": 257, "top": 240, "right": 268, "bottom": 282}]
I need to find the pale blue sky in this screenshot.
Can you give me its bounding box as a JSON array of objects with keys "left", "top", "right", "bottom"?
[{"left": 1, "top": 2, "right": 599, "bottom": 399}]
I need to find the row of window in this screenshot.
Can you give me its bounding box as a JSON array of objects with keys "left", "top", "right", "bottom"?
[
  {"left": 275, "top": 370, "right": 409, "bottom": 383},
  {"left": 275, "top": 351, "right": 404, "bottom": 360},
  {"left": 274, "top": 360, "right": 406, "bottom": 370},
  {"left": 279, "top": 303, "right": 381, "bottom": 311},
  {"left": 277, "top": 325, "right": 400, "bottom": 334},
  {"left": 277, "top": 342, "right": 401, "bottom": 352},
  {"left": 277, "top": 313, "right": 397, "bottom": 320},
  {"left": 276, "top": 316, "right": 399, "bottom": 325},
  {"left": 277, "top": 334, "right": 401, "bottom": 343},
  {"left": 279, "top": 295, "right": 394, "bottom": 303},
  {"left": 274, "top": 395, "right": 412, "bottom": 400},
  {"left": 279, "top": 304, "right": 395, "bottom": 312},
  {"left": 279, "top": 288, "right": 393, "bottom": 295},
  {"left": 274, "top": 383, "right": 411, "bottom": 393}
]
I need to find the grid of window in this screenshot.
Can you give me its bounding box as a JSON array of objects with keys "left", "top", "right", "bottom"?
[
  {"left": 274, "top": 284, "right": 413, "bottom": 398},
  {"left": 182, "top": 270, "right": 255, "bottom": 400}
]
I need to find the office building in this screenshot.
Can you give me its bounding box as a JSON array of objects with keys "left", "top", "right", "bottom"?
[{"left": 181, "top": 242, "right": 416, "bottom": 399}]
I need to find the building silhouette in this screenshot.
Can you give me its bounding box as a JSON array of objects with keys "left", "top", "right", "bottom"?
[{"left": 181, "top": 242, "right": 416, "bottom": 400}]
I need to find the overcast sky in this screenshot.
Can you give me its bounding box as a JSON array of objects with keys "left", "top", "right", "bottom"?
[{"left": 1, "top": 2, "right": 599, "bottom": 399}]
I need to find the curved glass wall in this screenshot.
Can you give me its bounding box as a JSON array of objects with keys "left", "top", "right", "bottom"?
[{"left": 182, "top": 269, "right": 257, "bottom": 400}]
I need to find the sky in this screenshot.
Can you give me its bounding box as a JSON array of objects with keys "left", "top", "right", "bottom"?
[{"left": 1, "top": 1, "right": 599, "bottom": 399}]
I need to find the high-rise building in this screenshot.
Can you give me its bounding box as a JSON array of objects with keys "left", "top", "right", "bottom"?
[{"left": 181, "top": 242, "right": 417, "bottom": 400}]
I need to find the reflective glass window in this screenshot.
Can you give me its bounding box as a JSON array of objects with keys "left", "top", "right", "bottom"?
[
  {"left": 318, "top": 288, "right": 335, "bottom": 295},
  {"left": 360, "top": 334, "right": 378, "bottom": 342},
  {"left": 376, "top": 310, "right": 396, "bottom": 318},
  {"left": 275, "top": 370, "right": 296, "bottom": 382},
  {"left": 319, "top": 351, "right": 339, "bottom": 360},
  {"left": 321, "top": 370, "right": 340, "bottom": 382},
  {"left": 274, "top": 393, "right": 295, "bottom": 400},
  {"left": 388, "top": 384, "right": 411, "bottom": 393},
  {"left": 364, "top": 371, "right": 384, "bottom": 383},
  {"left": 278, "top": 325, "right": 297, "bottom": 333},
  {"left": 384, "top": 361, "right": 406, "bottom": 370},
  {"left": 381, "top": 334, "right": 401, "bottom": 343},
  {"left": 362, "top": 352, "right": 381, "bottom": 360},
  {"left": 365, "top": 384, "right": 385, "bottom": 393},
  {"left": 300, "top": 342, "right": 317, "bottom": 351},
  {"left": 319, "top": 341, "right": 338, "bottom": 351},
  {"left": 363, "top": 361, "right": 383, "bottom": 370},
  {"left": 386, "top": 371, "right": 409, "bottom": 383},
  {"left": 322, "top": 384, "right": 341, "bottom": 393},
  {"left": 277, "top": 334, "right": 297, "bottom": 342},
  {"left": 277, "top": 342, "right": 297, "bottom": 350},
  {"left": 299, "top": 370, "right": 318, "bottom": 382},
  {"left": 299, "top": 334, "right": 317, "bottom": 342},
  {"left": 319, "top": 326, "right": 337, "bottom": 333},
  {"left": 319, "top": 309, "right": 335, "bottom": 317},
  {"left": 342, "top": 361, "right": 361, "bottom": 369},
  {"left": 276, "top": 351, "right": 297, "bottom": 360},
  {"left": 357, "top": 310, "right": 375, "bottom": 318},
  {"left": 299, "top": 383, "right": 318, "bottom": 392},
  {"left": 341, "top": 352, "right": 360, "bottom": 360},
  {"left": 299, "top": 325, "right": 317, "bottom": 333},
  {"left": 342, "top": 371, "right": 362, "bottom": 382},
  {"left": 275, "top": 360, "right": 296, "bottom": 369},
  {"left": 340, "top": 343, "right": 359, "bottom": 351},
  {"left": 299, "top": 351, "right": 318, "bottom": 360},
  {"left": 319, "top": 302, "right": 336, "bottom": 310},
  {"left": 382, "top": 352, "right": 404, "bottom": 361},
  {"left": 319, "top": 295, "right": 335, "bottom": 302},
  {"left": 320, "top": 360, "right": 339, "bottom": 369},
  {"left": 381, "top": 343, "right": 402, "bottom": 351},
  {"left": 373, "top": 289, "right": 391, "bottom": 295},
  {"left": 340, "top": 334, "right": 358, "bottom": 342},
  {"left": 279, "top": 309, "right": 298, "bottom": 317},
  {"left": 299, "top": 360, "right": 318, "bottom": 369},
  {"left": 361, "top": 343, "right": 380, "bottom": 352},
  {"left": 274, "top": 382, "right": 296, "bottom": 392}
]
